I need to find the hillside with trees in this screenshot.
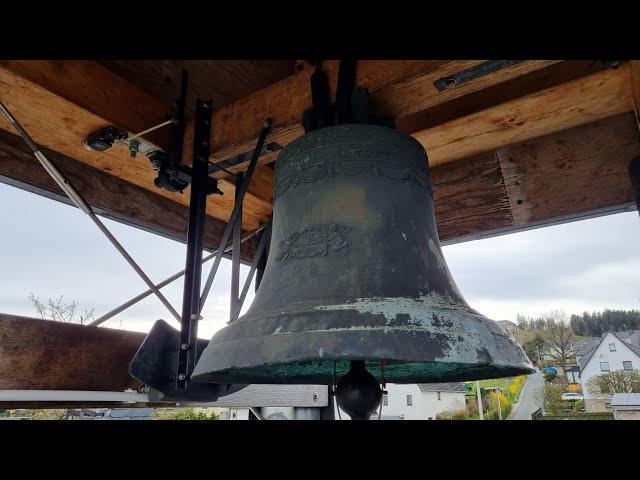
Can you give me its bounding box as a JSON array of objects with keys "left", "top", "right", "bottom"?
[
  {"left": 515, "top": 309, "right": 640, "bottom": 337},
  {"left": 512, "top": 309, "right": 640, "bottom": 366}
]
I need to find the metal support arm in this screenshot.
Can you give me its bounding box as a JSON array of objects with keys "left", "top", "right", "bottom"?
[{"left": 176, "top": 99, "right": 213, "bottom": 390}]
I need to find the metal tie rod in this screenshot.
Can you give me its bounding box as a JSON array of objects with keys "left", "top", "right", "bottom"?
[
  {"left": 0, "top": 101, "right": 181, "bottom": 323},
  {"left": 90, "top": 224, "right": 264, "bottom": 326},
  {"left": 199, "top": 118, "right": 272, "bottom": 311},
  {"left": 230, "top": 217, "right": 271, "bottom": 323}
]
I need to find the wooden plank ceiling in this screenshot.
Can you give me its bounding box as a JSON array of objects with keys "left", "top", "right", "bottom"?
[{"left": 0, "top": 59, "right": 638, "bottom": 261}]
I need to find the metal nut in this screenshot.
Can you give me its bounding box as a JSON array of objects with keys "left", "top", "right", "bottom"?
[
  {"left": 180, "top": 343, "right": 189, "bottom": 350},
  {"left": 178, "top": 373, "right": 186, "bottom": 381}
]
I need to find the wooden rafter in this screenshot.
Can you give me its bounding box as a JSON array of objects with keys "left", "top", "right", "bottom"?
[
  {"left": 0, "top": 129, "right": 259, "bottom": 259},
  {"left": 0, "top": 313, "right": 145, "bottom": 391},
  {"left": 202, "top": 59, "right": 564, "bottom": 172},
  {"left": 0, "top": 61, "right": 270, "bottom": 230},
  {"left": 0, "top": 59, "right": 637, "bottom": 259}
]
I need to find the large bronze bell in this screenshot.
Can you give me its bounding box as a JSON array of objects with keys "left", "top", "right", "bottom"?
[{"left": 191, "top": 124, "right": 534, "bottom": 387}]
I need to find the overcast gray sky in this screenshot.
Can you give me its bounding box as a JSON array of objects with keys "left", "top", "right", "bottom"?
[{"left": 1, "top": 181, "right": 639, "bottom": 339}]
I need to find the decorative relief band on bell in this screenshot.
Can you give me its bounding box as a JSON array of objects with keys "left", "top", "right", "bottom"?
[
  {"left": 276, "top": 224, "right": 351, "bottom": 263},
  {"left": 274, "top": 143, "right": 431, "bottom": 201}
]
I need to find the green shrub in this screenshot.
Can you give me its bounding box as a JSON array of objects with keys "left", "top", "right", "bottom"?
[
  {"left": 435, "top": 411, "right": 453, "bottom": 420},
  {"left": 540, "top": 379, "right": 568, "bottom": 414},
  {"left": 155, "top": 408, "right": 218, "bottom": 420},
  {"left": 485, "top": 402, "right": 512, "bottom": 420},
  {"left": 452, "top": 409, "right": 470, "bottom": 420},
  {"left": 544, "top": 371, "right": 557, "bottom": 383}
]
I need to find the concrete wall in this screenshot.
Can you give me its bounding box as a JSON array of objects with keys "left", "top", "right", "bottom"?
[
  {"left": 613, "top": 409, "right": 640, "bottom": 420},
  {"left": 585, "top": 398, "right": 611, "bottom": 413}
]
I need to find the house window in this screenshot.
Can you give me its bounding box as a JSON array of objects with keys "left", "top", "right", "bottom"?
[
  {"left": 437, "top": 392, "right": 441, "bottom": 400},
  {"left": 609, "top": 343, "right": 616, "bottom": 352},
  {"left": 623, "top": 361, "right": 633, "bottom": 371},
  {"left": 383, "top": 394, "right": 389, "bottom": 406},
  {"left": 600, "top": 362, "right": 610, "bottom": 372},
  {"left": 406, "top": 395, "right": 413, "bottom": 406}
]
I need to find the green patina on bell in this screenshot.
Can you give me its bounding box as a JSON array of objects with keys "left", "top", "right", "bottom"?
[{"left": 191, "top": 124, "right": 534, "bottom": 385}]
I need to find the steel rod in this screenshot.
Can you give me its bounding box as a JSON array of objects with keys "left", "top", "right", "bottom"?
[
  {"left": 229, "top": 174, "right": 243, "bottom": 322},
  {"left": 126, "top": 119, "right": 173, "bottom": 141},
  {"left": 90, "top": 227, "right": 262, "bottom": 326},
  {"left": 232, "top": 217, "right": 271, "bottom": 323},
  {"left": 199, "top": 118, "right": 271, "bottom": 311},
  {"left": 0, "top": 100, "right": 181, "bottom": 323}
]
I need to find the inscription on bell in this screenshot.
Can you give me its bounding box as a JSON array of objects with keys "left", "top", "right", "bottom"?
[
  {"left": 274, "top": 144, "right": 430, "bottom": 201},
  {"left": 277, "top": 224, "right": 350, "bottom": 263}
]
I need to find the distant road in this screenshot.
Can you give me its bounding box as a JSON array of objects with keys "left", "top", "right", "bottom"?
[{"left": 508, "top": 369, "right": 545, "bottom": 420}]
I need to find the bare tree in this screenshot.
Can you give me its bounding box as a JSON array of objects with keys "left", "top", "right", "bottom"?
[
  {"left": 542, "top": 310, "right": 576, "bottom": 372},
  {"left": 586, "top": 370, "right": 640, "bottom": 394},
  {"left": 28, "top": 293, "right": 94, "bottom": 325}
]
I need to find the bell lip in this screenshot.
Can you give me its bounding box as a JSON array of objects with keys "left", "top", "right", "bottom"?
[
  {"left": 191, "top": 313, "right": 535, "bottom": 385},
  {"left": 191, "top": 359, "right": 536, "bottom": 386}
]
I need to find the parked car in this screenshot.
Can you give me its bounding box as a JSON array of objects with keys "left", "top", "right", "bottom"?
[
  {"left": 561, "top": 392, "right": 584, "bottom": 401},
  {"left": 542, "top": 367, "right": 558, "bottom": 375}
]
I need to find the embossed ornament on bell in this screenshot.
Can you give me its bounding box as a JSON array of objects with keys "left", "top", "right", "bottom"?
[{"left": 191, "top": 124, "right": 534, "bottom": 385}]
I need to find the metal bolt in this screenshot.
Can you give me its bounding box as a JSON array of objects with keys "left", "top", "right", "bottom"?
[
  {"left": 444, "top": 77, "right": 457, "bottom": 89},
  {"left": 180, "top": 343, "right": 189, "bottom": 350},
  {"left": 128, "top": 139, "right": 140, "bottom": 159},
  {"left": 263, "top": 119, "right": 272, "bottom": 128},
  {"left": 178, "top": 373, "right": 186, "bottom": 381}
]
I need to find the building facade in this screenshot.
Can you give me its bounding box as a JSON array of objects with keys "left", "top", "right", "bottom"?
[
  {"left": 336, "top": 382, "right": 467, "bottom": 420},
  {"left": 578, "top": 332, "right": 640, "bottom": 412}
]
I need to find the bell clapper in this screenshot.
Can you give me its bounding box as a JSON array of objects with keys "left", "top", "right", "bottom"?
[{"left": 335, "top": 360, "right": 383, "bottom": 421}]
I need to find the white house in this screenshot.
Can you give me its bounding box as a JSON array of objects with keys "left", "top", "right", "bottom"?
[
  {"left": 578, "top": 332, "right": 640, "bottom": 412},
  {"left": 215, "top": 383, "right": 469, "bottom": 420},
  {"left": 336, "top": 382, "right": 468, "bottom": 420}
]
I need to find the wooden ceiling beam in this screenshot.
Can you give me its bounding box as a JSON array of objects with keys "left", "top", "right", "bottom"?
[
  {"left": 212, "top": 60, "right": 629, "bottom": 210},
  {"left": 0, "top": 60, "right": 270, "bottom": 230},
  {"left": 1, "top": 60, "right": 635, "bottom": 246},
  {"left": 433, "top": 112, "right": 639, "bottom": 244},
  {"left": 495, "top": 112, "right": 639, "bottom": 229},
  {"left": 0, "top": 313, "right": 145, "bottom": 391},
  {"left": 0, "top": 129, "right": 259, "bottom": 260},
  {"left": 631, "top": 60, "right": 640, "bottom": 126},
  {"left": 201, "top": 60, "right": 560, "bottom": 174},
  {"left": 417, "top": 63, "right": 634, "bottom": 167}
]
